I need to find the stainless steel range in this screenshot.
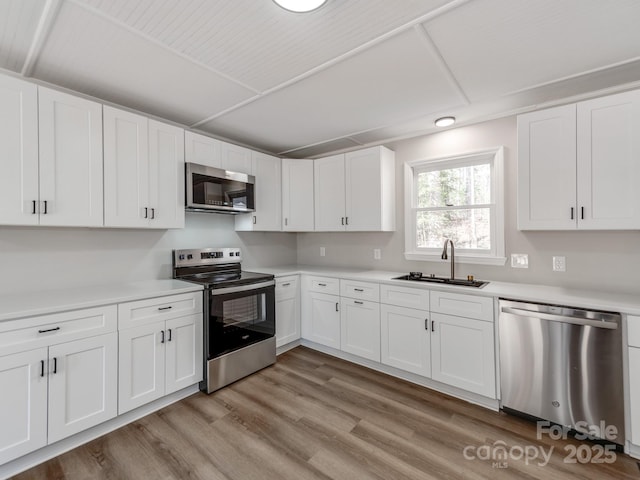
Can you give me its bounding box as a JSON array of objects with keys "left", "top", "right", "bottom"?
[{"left": 173, "top": 247, "right": 275, "bottom": 393}]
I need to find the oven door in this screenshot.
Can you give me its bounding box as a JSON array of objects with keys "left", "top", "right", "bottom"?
[{"left": 208, "top": 280, "right": 275, "bottom": 359}]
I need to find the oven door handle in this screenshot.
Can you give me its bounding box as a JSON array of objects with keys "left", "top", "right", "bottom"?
[{"left": 210, "top": 280, "right": 275, "bottom": 295}]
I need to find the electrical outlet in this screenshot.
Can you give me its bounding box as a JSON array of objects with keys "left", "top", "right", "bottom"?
[
  {"left": 320, "top": 247, "right": 326, "bottom": 257},
  {"left": 553, "top": 256, "right": 566, "bottom": 272},
  {"left": 511, "top": 253, "right": 529, "bottom": 268},
  {"left": 373, "top": 249, "right": 381, "bottom": 260}
]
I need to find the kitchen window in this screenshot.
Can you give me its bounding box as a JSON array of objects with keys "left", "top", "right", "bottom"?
[{"left": 404, "top": 147, "right": 506, "bottom": 265}]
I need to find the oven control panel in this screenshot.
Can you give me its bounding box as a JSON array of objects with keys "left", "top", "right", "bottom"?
[{"left": 173, "top": 247, "right": 242, "bottom": 267}]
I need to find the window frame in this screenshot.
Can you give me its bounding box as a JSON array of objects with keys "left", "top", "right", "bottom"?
[{"left": 404, "top": 146, "right": 506, "bottom": 266}]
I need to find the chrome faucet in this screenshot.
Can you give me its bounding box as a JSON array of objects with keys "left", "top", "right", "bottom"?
[{"left": 441, "top": 239, "right": 455, "bottom": 280}]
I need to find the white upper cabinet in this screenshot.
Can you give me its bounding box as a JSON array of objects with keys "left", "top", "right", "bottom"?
[
  {"left": 221, "top": 141, "right": 252, "bottom": 174},
  {"left": 104, "top": 106, "right": 184, "bottom": 229},
  {"left": 314, "top": 146, "right": 395, "bottom": 232},
  {"left": 0, "top": 75, "right": 39, "bottom": 226},
  {"left": 282, "top": 158, "right": 315, "bottom": 231},
  {"left": 235, "top": 152, "right": 282, "bottom": 231},
  {"left": 185, "top": 131, "right": 221, "bottom": 168},
  {"left": 577, "top": 90, "right": 640, "bottom": 229},
  {"left": 518, "top": 89, "right": 640, "bottom": 230},
  {"left": 38, "top": 87, "right": 103, "bottom": 227}
]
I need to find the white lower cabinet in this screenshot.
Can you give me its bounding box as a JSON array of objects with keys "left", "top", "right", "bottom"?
[
  {"left": 303, "top": 291, "right": 341, "bottom": 349},
  {"left": 0, "top": 332, "right": 117, "bottom": 465},
  {"left": 118, "top": 312, "right": 202, "bottom": 414},
  {"left": 629, "top": 347, "right": 640, "bottom": 447},
  {"left": 380, "top": 304, "right": 430, "bottom": 377},
  {"left": 340, "top": 298, "right": 380, "bottom": 362},
  {"left": 276, "top": 276, "right": 300, "bottom": 348},
  {"left": 430, "top": 312, "right": 496, "bottom": 398}
]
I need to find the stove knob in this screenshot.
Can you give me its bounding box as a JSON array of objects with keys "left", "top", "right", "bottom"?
[
  {"left": 187, "top": 254, "right": 193, "bottom": 260},
  {"left": 178, "top": 254, "right": 185, "bottom": 260}
]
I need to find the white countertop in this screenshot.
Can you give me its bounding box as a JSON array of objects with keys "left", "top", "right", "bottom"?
[
  {"left": 248, "top": 265, "right": 640, "bottom": 316},
  {"left": 0, "top": 280, "right": 203, "bottom": 322}
]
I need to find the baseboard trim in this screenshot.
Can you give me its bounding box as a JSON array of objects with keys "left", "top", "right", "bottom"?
[
  {"left": 277, "top": 338, "right": 301, "bottom": 356},
  {"left": 299, "top": 340, "right": 500, "bottom": 411},
  {"left": 0, "top": 384, "right": 200, "bottom": 480}
]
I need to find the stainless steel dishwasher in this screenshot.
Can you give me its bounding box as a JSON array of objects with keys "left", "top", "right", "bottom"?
[{"left": 498, "top": 298, "right": 624, "bottom": 444}]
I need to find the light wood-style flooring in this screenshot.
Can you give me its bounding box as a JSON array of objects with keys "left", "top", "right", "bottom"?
[{"left": 13, "top": 346, "right": 640, "bottom": 479}]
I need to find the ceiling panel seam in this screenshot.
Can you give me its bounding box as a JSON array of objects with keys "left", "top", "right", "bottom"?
[
  {"left": 65, "top": 0, "right": 261, "bottom": 95},
  {"left": 413, "top": 23, "right": 470, "bottom": 105},
  {"left": 21, "top": 0, "right": 63, "bottom": 77},
  {"left": 189, "top": 0, "right": 473, "bottom": 128}
]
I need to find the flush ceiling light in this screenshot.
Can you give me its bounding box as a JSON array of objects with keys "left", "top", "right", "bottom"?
[
  {"left": 435, "top": 116, "right": 456, "bottom": 127},
  {"left": 273, "top": 0, "right": 327, "bottom": 13}
]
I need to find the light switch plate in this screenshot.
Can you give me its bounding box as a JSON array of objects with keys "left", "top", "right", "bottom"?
[
  {"left": 373, "top": 249, "right": 381, "bottom": 260},
  {"left": 553, "top": 256, "right": 566, "bottom": 272},
  {"left": 511, "top": 253, "right": 529, "bottom": 268},
  {"left": 320, "top": 247, "right": 326, "bottom": 257}
]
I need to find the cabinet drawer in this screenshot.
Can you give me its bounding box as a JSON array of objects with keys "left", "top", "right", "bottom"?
[
  {"left": 118, "top": 292, "right": 203, "bottom": 330},
  {"left": 340, "top": 279, "right": 379, "bottom": 302},
  {"left": 0, "top": 305, "right": 117, "bottom": 357},
  {"left": 276, "top": 275, "right": 299, "bottom": 301},
  {"left": 306, "top": 276, "right": 340, "bottom": 295},
  {"left": 430, "top": 291, "right": 494, "bottom": 322},
  {"left": 380, "top": 284, "right": 430, "bottom": 310},
  {"left": 628, "top": 315, "right": 640, "bottom": 348}
]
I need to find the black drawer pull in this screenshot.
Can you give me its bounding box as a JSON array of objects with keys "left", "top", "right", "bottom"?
[
  {"left": 281, "top": 283, "right": 291, "bottom": 287},
  {"left": 318, "top": 283, "right": 327, "bottom": 287},
  {"left": 158, "top": 306, "right": 173, "bottom": 311},
  {"left": 38, "top": 326, "right": 60, "bottom": 334},
  {"left": 354, "top": 288, "right": 364, "bottom": 292},
  {"left": 354, "top": 301, "right": 364, "bottom": 305}
]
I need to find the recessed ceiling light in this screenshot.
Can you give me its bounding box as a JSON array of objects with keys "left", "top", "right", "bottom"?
[
  {"left": 273, "top": 0, "right": 327, "bottom": 13},
  {"left": 435, "top": 116, "right": 456, "bottom": 127}
]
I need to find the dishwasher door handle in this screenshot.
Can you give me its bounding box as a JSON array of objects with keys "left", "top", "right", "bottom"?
[{"left": 500, "top": 306, "right": 618, "bottom": 330}]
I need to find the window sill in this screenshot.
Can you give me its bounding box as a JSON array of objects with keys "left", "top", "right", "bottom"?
[{"left": 404, "top": 252, "right": 507, "bottom": 266}]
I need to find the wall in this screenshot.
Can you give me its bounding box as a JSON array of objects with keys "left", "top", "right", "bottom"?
[
  {"left": 296, "top": 116, "right": 640, "bottom": 295},
  {"left": 0, "top": 213, "right": 297, "bottom": 295}
]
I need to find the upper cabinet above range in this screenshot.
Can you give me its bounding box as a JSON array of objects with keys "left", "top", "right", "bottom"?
[
  {"left": 518, "top": 89, "right": 640, "bottom": 230},
  {"left": 185, "top": 131, "right": 252, "bottom": 174},
  {"left": 314, "top": 146, "right": 396, "bottom": 232},
  {"left": 0, "top": 75, "right": 103, "bottom": 227}
]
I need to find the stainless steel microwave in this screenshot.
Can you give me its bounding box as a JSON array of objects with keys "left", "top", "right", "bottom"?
[{"left": 185, "top": 162, "right": 255, "bottom": 214}]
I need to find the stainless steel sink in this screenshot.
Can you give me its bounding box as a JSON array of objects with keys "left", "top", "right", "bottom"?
[{"left": 393, "top": 274, "right": 488, "bottom": 288}]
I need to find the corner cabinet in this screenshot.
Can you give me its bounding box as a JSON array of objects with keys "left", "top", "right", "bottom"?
[
  {"left": 282, "top": 158, "right": 315, "bottom": 231},
  {"left": 0, "top": 76, "right": 104, "bottom": 227},
  {"left": 236, "top": 152, "right": 282, "bottom": 231},
  {"left": 314, "top": 146, "right": 395, "bottom": 232},
  {"left": 518, "top": 89, "right": 640, "bottom": 230},
  {"left": 103, "top": 106, "right": 185, "bottom": 229}
]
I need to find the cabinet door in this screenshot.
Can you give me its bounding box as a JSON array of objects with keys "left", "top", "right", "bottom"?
[
  {"left": 275, "top": 276, "right": 300, "bottom": 347},
  {"left": 302, "top": 292, "right": 340, "bottom": 349},
  {"left": 118, "top": 323, "right": 165, "bottom": 414},
  {"left": 380, "top": 304, "right": 430, "bottom": 377},
  {"left": 185, "top": 131, "right": 221, "bottom": 168},
  {"left": 165, "top": 314, "right": 203, "bottom": 395},
  {"left": 431, "top": 313, "right": 495, "bottom": 398},
  {"left": 517, "top": 104, "right": 577, "bottom": 230},
  {"left": 629, "top": 347, "right": 640, "bottom": 446},
  {"left": 0, "top": 75, "right": 39, "bottom": 226},
  {"left": 345, "top": 147, "right": 390, "bottom": 231},
  {"left": 577, "top": 90, "right": 640, "bottom": 229},
  {"left": 236, "top": 152, "right": 282, "bottom": 231},
  {"left": 48, "top": 333, "right": 118, "bottom": 443},
  {"left": 282, "top": 158, "right": 314, "bottom": 231},
  {"left": 148, "top": 120, "right": 185, "bottom": 229},
  {"left": 314, "top": 154, "right": 345, "bottom": 231},
  {"left": 38, "top": 87, "right": 104, "bottom": 227},
  {"left": 221, "top": 141, "right": 252, "bottom": 174},
  {"left": 103, "top": 106, "right": 150, "bottom": 228},
  {"left": 0, "top": 348, "right": 47, "bottom": 464},
  {"left": 340, "top": 298, "right": 380, "bottom": 361}
]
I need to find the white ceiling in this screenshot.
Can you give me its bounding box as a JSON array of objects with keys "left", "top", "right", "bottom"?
[{"left": 2, "top": 0, "right": 640, "bottom": 157}]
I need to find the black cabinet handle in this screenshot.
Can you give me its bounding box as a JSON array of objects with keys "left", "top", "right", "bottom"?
[
  {"left": 38, "top": 326, "right": 60, "bottom": 334},
  {"left": 570, "top": 207, "right": 574, "bottom": 220},
  {"left": 150, "top": 208, "right": 155, "bottom": 219},
  {"left": 53, "top": 357, "right": 57, "bottom": 374},
  {"left": 431, "top": 320, "right": 435, "bottom": 332},
  {"left": 43, "top": 200, "right": 48, "bottom": 214},
  {"left": 158, "top": 306, "right": 173, "bottom": 311},
  {"left": 144, "top": 207, "right": 148, "bottom": 218},
  {"left": 40, "top": 360, "right": 45, "bottom": 377},
  {"left": 341, "top": 217, "right": 344, "bottom": 225},
  {"left": 425, "top": 319, "right": 429, "bottom": 331},
  {"left": 160, "top": 330, "right": 165, "bottom": 343},
  {"left": 32, "top": 200, "right": 37, "bottom": 214},
  {"left": 168, "top": 329, "right": 172, "bottom": 342},
  {"left": 581, "top": 206, "right": 584, "bottom": 220},
  {"left": 345, "top": 217, "right": 349, "bottom": 225},
  {"left": 335, "top": 302, "right": 339, "bottom": 312},
  {"left": 253, "top": 216, "right": 257, "bottom": 225}
]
